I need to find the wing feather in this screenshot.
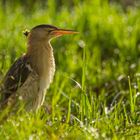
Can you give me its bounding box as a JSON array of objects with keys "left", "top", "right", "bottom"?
[{"left": 0, "top": 55, "right": 31, "bottom": 103}]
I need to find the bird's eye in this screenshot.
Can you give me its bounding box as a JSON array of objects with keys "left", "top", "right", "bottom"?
[{"left": 48, "top": 29, "right": 54, "bottom": 34}]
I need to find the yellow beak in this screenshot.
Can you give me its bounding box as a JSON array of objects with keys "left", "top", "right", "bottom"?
[{"left": 51, "top": 29, "right": 79, "bottom": 36}]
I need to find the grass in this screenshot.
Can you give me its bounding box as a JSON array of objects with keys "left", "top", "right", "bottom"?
[{"left": 0, "top": 0, "right": 140, "bottom": 139}]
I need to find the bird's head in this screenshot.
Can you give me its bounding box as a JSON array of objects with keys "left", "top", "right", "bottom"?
[{"left": 26, "top": 24, "right": 78, "bottom": 42}]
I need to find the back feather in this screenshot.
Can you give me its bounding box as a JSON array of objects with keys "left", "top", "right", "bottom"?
[{"left": 0, "top": 55, "right": 31, "bottom": 105}]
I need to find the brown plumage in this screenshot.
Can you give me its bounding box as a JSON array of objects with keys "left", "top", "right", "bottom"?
[{"left": 0, "top": 24, "right": 78, "bottom": 112}]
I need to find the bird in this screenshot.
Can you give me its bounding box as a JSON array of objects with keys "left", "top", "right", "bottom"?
[{"left": 0, "top": 24, "right": 78, "bottom": 112}]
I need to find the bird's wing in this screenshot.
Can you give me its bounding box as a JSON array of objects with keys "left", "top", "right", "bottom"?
[{"left": 0, "top": 55, "right": 32, "bottom": 103}]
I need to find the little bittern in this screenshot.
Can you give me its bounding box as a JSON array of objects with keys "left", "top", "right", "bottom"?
[{"left": 0, "top": 24, "right": 77, "bottom": 112}]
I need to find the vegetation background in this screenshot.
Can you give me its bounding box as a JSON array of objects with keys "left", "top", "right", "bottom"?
[{"left": 0, "top": 0, "right": 140, "bottom": 139}]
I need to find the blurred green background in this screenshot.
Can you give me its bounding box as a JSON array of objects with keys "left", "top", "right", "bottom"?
[
  {"left": 0, "top": 0, "right": 139, "bottom": 96},
  {"left": 0, "top": 0, "right": 140, "bottom": 139}
]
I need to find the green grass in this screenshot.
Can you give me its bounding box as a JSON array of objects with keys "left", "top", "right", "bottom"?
[{"left": 0, "top": 0, "right": 140, "bottom": 139}]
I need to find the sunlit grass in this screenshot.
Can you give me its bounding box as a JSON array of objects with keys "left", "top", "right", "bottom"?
[{"left": 0, "top": 1, "right": 140, "bottom": 139}]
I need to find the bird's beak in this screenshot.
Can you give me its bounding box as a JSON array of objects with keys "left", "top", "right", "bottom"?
[{"left": 51, "top": 29, "right": 78, "bottom": 36}]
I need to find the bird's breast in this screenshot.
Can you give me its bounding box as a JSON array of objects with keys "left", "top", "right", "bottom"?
[{"left": 39, "top": 47, "right": 55, "bottom": 91}]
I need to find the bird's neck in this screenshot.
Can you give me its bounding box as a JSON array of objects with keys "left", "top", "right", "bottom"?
[{"left": 26, "top": 39, "right": 55, "bottom": 78}]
